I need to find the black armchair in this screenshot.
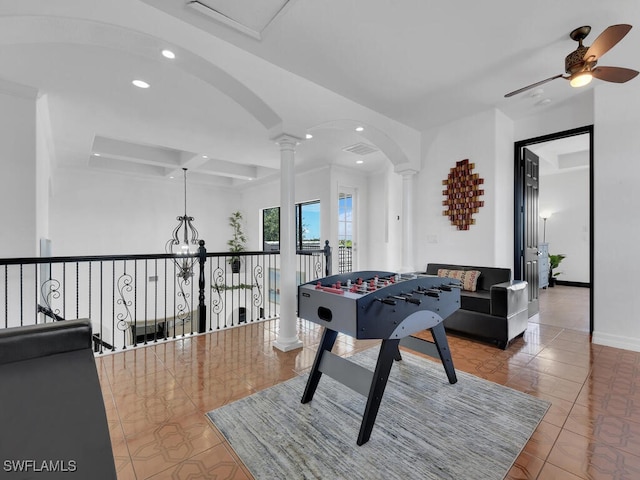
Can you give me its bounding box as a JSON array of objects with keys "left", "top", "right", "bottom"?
[{"left": 0, "top": 319, "right": 116, "bottom": 479}]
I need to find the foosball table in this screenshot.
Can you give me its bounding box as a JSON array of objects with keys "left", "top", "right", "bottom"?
[{"left": 298, "top": 270, "right": 461, "bottom": 445}]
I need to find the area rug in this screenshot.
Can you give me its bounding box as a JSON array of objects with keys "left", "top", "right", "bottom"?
[{"left": 207, "top": 347, "right": 549, "bottom": 480}]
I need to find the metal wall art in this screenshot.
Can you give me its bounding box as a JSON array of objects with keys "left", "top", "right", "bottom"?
[{"left": 442, "top": 159, "right": 485, "bottom": 230}]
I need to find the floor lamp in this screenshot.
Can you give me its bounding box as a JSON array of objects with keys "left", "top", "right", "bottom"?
[{"left": 540, "top": 212, "right": 552, "bottom": 243}]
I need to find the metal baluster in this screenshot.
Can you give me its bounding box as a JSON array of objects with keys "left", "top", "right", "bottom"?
[
  {"left": 99, "top": 261, "right": 103, "bottom": 352},
  {"left": 62, "top": 263, "right": 66, "bottom": 320},
  {"left": 144, "top": 260, "right": 148, "bottom": 345},
  {"left": 172, "top": 261, "right": 176, "bottom": 339},
  {"left": 133, "top": 261, "right": 137, "bottom": 345},
  {"left": 88, "top": 262, "right": 92, "bottom": 333},
  {"left": 4, "top": 266, "right": 7, "bottom": 328},
  {"left": 76, "top": 262, "right": 79, "bottom": 319},
  {"left": 154, "top": 258, "right": 158, "bottom": 343},
  {"left": 112, "top": 260, "right": 116, "bottom": 351},
  {"left": 164, "top": 258, "right": 168, "bottom": 340},
  {"left": 20, "top": 264, "right": 23, "bottom": 325},
  {"left": 34, "top": 264, "right": 38, "bottom": 323}
]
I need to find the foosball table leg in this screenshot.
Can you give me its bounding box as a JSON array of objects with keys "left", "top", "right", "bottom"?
[
  {"left": 357, "top": 338, "right": 401, "bottom": 446},
  {"left": 301, "top": 328, "right": 339, "bottom": 404},
  {"left": 393, "top": 345, "right": 403, "bottom": 362},
  {"left": 430, "top": 322, "right": 457, "bottom": 384}
]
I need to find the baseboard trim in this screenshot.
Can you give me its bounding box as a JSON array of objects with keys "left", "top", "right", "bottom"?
[
  {"left": 592, "top": 331, "right": 640, "bottom": 353},
  {"left": 555, "top": 280, "right": 590, "bottom": 288}
]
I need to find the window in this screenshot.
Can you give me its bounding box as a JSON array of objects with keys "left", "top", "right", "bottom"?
[
  {"left": 262, "top": 207, "right": 280, "bottom": 251},
  {"left": 298, "top": 201, "right": 321, "bottom": 250},
  {"left": 262, "top": 201, "right": 320, "bottom": 251}
]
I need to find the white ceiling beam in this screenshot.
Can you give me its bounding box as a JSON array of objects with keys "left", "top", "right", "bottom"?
[
  {"left": 88, "top": 155, "right": 167, "bottom": 176},
  {"left": 91, "top": 136, "right": 185, "bottom": 167},
  {"left": 199, "top": 158, "right": 258, "bottom": 180}
]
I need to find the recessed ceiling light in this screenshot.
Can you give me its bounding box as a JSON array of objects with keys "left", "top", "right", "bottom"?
[
  {"left": 161, "top": 49, "right": 176, "bottom": 59},
  {"left": 356, "top": 160, "right": 364, "bottom": 164},
  {"left": 202, "top": 155, "right": 208, "bottom": 159},
  {"left": 132, "top": 79, "right": 150, "bottom": 89},
  {"left": 92, "top": 153, "right": 101, "bottom": 157},
  {"left": 355, "top": 126, "right": 364, "bottom": 132},
  {"left": 305, "top": 134, "right": 313, "bottom": 139},
  {"left": 169, "top": 176, "right": 175, "bottom": 179}
]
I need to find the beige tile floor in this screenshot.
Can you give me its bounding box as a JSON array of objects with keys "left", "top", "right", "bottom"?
[{"left": 97, "top": 285, "right": 640, "bottom": 479}]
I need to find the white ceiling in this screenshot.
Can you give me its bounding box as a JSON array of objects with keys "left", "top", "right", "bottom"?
[{"left": 0, "top": 0, "right": 638, "bottom": 186}]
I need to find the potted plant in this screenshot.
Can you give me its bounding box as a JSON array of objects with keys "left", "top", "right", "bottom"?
[
  {"left": 548, "top": 254, "right": 566, "bottom": 287},
  {"left": 227, "top": 211, "right": 247, "bottom": 273}
]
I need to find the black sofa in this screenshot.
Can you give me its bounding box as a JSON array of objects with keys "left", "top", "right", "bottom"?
[
  {"left": 424, "top": 263, "right": 528, "bottom": 349},
  {"left": 0, "top": 319, "right": 117, "bottom": 479}
]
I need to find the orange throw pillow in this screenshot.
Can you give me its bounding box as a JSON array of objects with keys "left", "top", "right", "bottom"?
[{"left": 437, "top": 269, "right": 482, "bottom": 292}]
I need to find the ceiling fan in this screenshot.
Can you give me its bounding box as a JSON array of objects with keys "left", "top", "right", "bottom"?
[{"left": 505, "top": 24, "right": 639, "bottom": 98}]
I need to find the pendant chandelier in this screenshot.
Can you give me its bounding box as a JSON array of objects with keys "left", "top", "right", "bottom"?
[{"left": 166, "top": 168, "right": 200, "bottom": 280}]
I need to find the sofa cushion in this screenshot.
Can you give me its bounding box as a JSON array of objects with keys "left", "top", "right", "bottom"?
[
  {"left": 426, "top": 264, "right": 511, "bottom": 292},
  {"left": 437, "top": 268, "right": 482, "bottom": 292},
  {"left": 460, "top": 291, "right": 491, "bottom": 315}
]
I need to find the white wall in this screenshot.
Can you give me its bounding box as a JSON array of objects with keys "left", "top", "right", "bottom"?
[
  {"left": 494, "top": 110, "right": 515, "bottom": 267},
  {"left": 36, "top": 95, "right": 54, "bottom": 251},
  {"left": 415, "top": 109, "right": 512, "bottom": 271},
  {"left": 365, "top": 163, "right": 403, "bottom": 271},
  {"left": 0, "top": 88, "right": 38, "bottom": 257},
  {"left": 49, "top": 167, "right": 240, "bottom": 256},
  {"left": 592, "top": 82, "right": 640, "bottom": 352},
  {"left": 538, "top": 168, "right": 590, "bottom": 283}
]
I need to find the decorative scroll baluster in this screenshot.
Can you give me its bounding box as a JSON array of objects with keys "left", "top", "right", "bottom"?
[
  {"left": 253, "top": 264, "right": 263, "bottom": 310},
  {"left": 40, "top": 278, "right": 61, "bottom": 320},
  {"left": 116, "top": 273, "right": 133, "bottom": 333},
  {"left": 211, "top": 265, "right": 225, "bottom": 328},
  {"left": 175, "top": 273, "right": 192, "bottom": 336},
  {"left": 313, "top": 254, "right": 323, "bottom": 280}
]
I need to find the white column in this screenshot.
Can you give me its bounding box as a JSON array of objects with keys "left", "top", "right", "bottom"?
[
  {"left": 401, "top": 171, "right": 417, "bottom": 272},
  {"left": 273, "top": 134, "right": 304, "bottom": 352}
]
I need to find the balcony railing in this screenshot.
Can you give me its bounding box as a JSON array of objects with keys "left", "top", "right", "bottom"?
[
  {"left": 0, "top": 244, "right": 331, "bottom": 353},
  {"left": 338, "top": 245, "right": 352, "bottom": 273}
]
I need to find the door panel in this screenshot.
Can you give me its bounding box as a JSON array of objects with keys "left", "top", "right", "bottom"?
[
  {"left": 338, "top": 189, "right": 356, "bottom": 273},
  {"left": 523, "top": 148, "right": 540, "bottom": 316}
]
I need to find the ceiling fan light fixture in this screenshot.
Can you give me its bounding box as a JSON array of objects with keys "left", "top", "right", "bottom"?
[{"left": 570, "top": 71, "right": 593, "bottom": 88}]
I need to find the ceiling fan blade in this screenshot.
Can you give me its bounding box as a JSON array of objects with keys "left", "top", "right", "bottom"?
[
  {"left": 504, "top": 74, "right": 564, "bottom": 98},
  {"left": 591, "top": 66, "right": 639, "bottom": 83},
  {"left": 584, "top": 24, "right": 632, "bottom": 61}
]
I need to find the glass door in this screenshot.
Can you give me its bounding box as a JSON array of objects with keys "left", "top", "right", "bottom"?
[{"left": 338, "top": 189, "right": 356, "bottom": 273}]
